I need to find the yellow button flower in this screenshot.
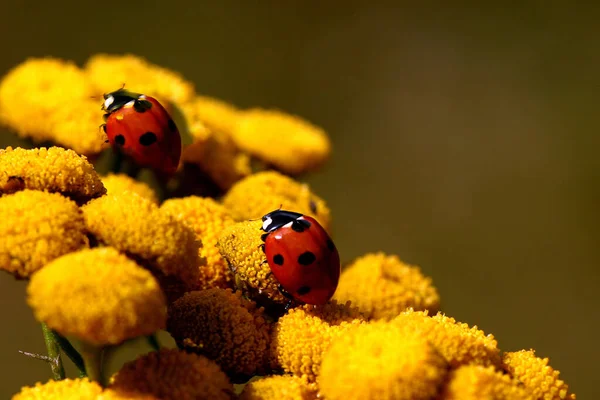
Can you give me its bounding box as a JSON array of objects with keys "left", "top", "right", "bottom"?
[
  {"left": 185, "top": 95, "right": 242, "bottom": 137},
  {"left": 222, "top": 171, "right": 331, "bottom": 231},
  {"left": 27, "top": 247, "right": 167, "bottom": 345},
  {"left": 167, "top": 288, "right": 271, "bottom": 378},
  {"left": 161, "top": 196, "right": 235, "bottom": 290},
  {"left": 440, "top": 365, "right": 534, "bottom": 400},
  {"left": 270, "top": 300, "right": 365, "bottom": 382},
  {"left": 0, "top": 190, "right": 88, "bottom": 278},
  {"left": 101, "top": 173, "right": 158, "bottom": 204},
  {"left": 0, "top": 146, "right": 106, "bottom": 202},
  {"left": 319, "top": 321, "right": 448, "bottom": 400},
  {"left": 239, "top": 375, "right": 317, "bottom": 400},
  {"left": 106, "top": 348, "right": 235, "bottom": 400},
  {"left": 333, "top": 252, "right": 440, "bottom": 320},
  {"left": 12, "top": 378, "right": 103, "bottom": 400},
  {"left": 502, "top": 349, "right": 576, "bottom": 400},
  {"left": 231, "top": 108, "right": 330, "bottom": 175}
]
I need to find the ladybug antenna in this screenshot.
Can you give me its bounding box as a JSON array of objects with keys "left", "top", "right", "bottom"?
[
  {"left": 120, "top": 82, "right": 126, "bottom": 90},
  {"left": 277, "top": 204, "right": 283, "bottom": 211}
]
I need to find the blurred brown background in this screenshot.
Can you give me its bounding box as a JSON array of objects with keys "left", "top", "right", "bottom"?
[{"left": 0, "top": 1, "right": 597, "bottom": 398}]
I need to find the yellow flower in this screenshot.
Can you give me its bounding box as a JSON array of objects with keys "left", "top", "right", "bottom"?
[
  {"left": 270, "top": 300, "right": 365, "bottom": 382},
  {"left": 167, "top": 288, "right": 271, "bottom": 377},
  {"left": 186, "top": 95, "right": 242, "bottom": 137},
  {"left": 101, "top": 173, "right": 158, "bottom": 204},
  {"left": 161, "top": 196, "right": 235, "bottom": 290},
  {"left": 12, "top": 378, "right": 103, "bottom": 400},
  {"left": 222, "top": 171, "right": 331, "bottom": 231},
  {"left": 85, "top": 53, "right": 195, "bottom": 106},
  {"left": 81, "top": 193, "right": 202, "bottom": 300},
  {"left": 239, "top": 375, "right": 317, "bottom": 400},
  {"left": 0, "top": 190, "right": 88, "bottom": 278},
  {"left": 0, "top": 146, "right": 106, "bottom": 202},
  {"left": 231, "top": 108, "right": 330, "bottom": 175},
  {"left": 106, "top": 348, "right": 235, "bottom": 400},
  {"left": 502, "top": 349, "right": 576, "bottom": 400},
  {"left": 27, "top": 247, "right": 166, "bottom": 345},
  {"left": 391, "top": 309, "right": 501, "bottom": 368},
  {"left": 319, "top": 321, "right": 448, "bottom": 400},
  {"left": 333, "top": 252, "right": 440, "bottom": 320},
  {"left": 439, "top": 365, "right": 534, "bottom": 400}
]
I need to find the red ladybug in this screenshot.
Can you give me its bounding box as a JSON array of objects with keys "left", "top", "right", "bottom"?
[
  {"left": 260, "top": 209, "right": 341, "bottom": 306},
  {"left": 101, "top": 88, "right": 181, "bottom": 175}
]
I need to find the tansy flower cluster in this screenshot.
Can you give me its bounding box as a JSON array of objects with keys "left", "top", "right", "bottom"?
[{"left": 0, "top": 54, "right": 576, "bottom": 400}]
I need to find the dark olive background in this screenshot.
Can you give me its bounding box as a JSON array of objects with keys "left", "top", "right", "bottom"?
[{"left": 0, "top": 2, "right": 597, "bottom": 398}]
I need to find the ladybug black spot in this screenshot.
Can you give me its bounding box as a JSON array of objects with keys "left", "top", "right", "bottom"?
[
  {"left": 134, "top": 99, "right": 153, "bottom": 113},
  {"left": 309, "top": 199, "right": 318, "bottom": 213},
  {"left": 168, "top": 119, "right": 177, "bottom": 132},
  {"left": 297, "top": 286, "right": 311, "bottom": 295},
  {"left": 292, "top": 219, "right": 311, "bottom": 232},
  {"left": 298, "top": 251, "right": 316, "bottom": 266},
  {"left": 115, "top": 134, "right": 125, "bottom": 146},
  {"left": 326, "top": 239, "right": 335, "bottom": 252},
  {"left": 273, "top": 254, "right": 284, "bottom": 265},
  {"left": 139, "top": 132, "right": 158, "bottom": 146}
]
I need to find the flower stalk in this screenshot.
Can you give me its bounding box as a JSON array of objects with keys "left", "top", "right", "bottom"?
[
  {"left": 80, "top": 342, "right": 105, "bottom": 386},
  {"left": 41, "top": 323, "right": 66, "bottom": 380}
]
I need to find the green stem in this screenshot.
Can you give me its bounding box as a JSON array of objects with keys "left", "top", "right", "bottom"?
[
  {"left": 146, "top": 334, "right": 161, "bottom": 351},
  {"left": 54, "top": 333, "right": 87, "bottom": 378},
  {"left": 80, "top": 343, "right": 105, "bottom": 386},
  {"left": 41, "top": 323, "right": 65, "bottom": 380}
]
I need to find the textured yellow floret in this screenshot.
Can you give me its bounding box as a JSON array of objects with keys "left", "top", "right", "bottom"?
[
  {"left": 167, "top": 288, "right": 271, "bottom": 377},
  {"left": 85, "top": 53, "right": 195, "bottom": 105},
  {"left": 502, "top": 349, "right": 576, "bottom": 400},
  {"left": 82, "top": 193, "right": 201, "bottom": 300},
  {"left": 440, "top": 365, "right": 534, "bottom": 400},
  {"left": 12, "top": 378, "right": 103, "bottom": 400},
  {"left": 319, "top": 321, "right": 448, "bottom": 400},
  {"left": 222, "top": 171, "right": 331, "bottom": 231},
  {"left": 239, "top": 375, "right": 317, "bottom": 400},
  {"left": 392, "top": 309, "right": 501, "bottom": 368},
  {"left": 270, "top": 300, "right": 365, "bottom": 382},
  {"left": 334, "top": 252, "right": 440, "bottom": 320},
  {"left": 231, "top": 108, "right": 330, "bottom": 175},
  {"left": 0, "top": 147, "right": 106, "bottom": 202},
  {"left": 161, "top": 196, "right": 234, "bottom": 290},
  {"left": 102, "top": 173, "right": 158, "bottom": 204},
  {"left": 27, "top": 247, "right": 166, "bottom": 345},
  {"left": 185, "top": 95, "right": 242, "bottom": 138},
  {"left": 106, "top": 348, "right": 235, "bottom": 400},
  {"left": 0, "top": 190, "right": 88, "bottom": 278}
]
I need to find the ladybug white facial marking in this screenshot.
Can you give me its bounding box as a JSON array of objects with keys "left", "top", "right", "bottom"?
[
  {"left": 103, "top": 95, "right": 114, "bottom": 110},
  {"left": 125, "top": 100, "right": 135, "bottom": 108},
  {"left": 262, "top": 216, "right": 273, "bottom": 231}
]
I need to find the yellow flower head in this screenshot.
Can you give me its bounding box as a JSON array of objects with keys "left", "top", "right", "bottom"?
[
  {"left": 239, "top": 375, "right": 317, "bottom": 400},
  {"left": 319, "top": 321, "right": 448, "bottom": 400},
  {"left": 0, "top": 147, "right": 106, "bottom": 202},
  {"left": 161, "top": 196, "right": 235, "bottom": 290},
  {"left": 185, "top": 95, "right": 242, "bottom": 137},
  {"left": 102, "top": 173, "right": 158, "bottom": 204},
  {"left": 231, "top": 108, "right": 331, "bottom": 175},
  {"left": 0, "top": 190, "right": 88, "bottom": 278},
  {"left": 27, "top": 247, "right": 166, "bottom": 345},
  {"left": 12, "top": 378, "right": 103, "bottom": 400},
  {"left": 270, "top": 300, "right": 366, "bottom": 382},
  {"left": 106, "top": 348, "right": 235, "bottom": 400},
  {"left": 392, "top": 310, "right": 501, "bottom": 368},
  {"left": 440, "top": 365, "right": 534, "bottom": 400},
  {"left": 81, "top": 193, "right": 202, "bottom": 300},
  {"left": 222, "top": 171, "right": 331, "bottom": 231},
  {"left": 85, "top": 53, "right": 195, "bottom": 106},
  {"left": 333, "top": 252, "right": 440, "bottom": 320},
  {"left": 502, "top": 349, "right": 576, "bottom": 400},
  {"left": 167, "top": 288, "right": 271, "bottom": 377}
]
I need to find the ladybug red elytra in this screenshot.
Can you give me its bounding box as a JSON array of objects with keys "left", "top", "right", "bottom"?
[
  {"left": 260, "top": 209, "right": 341, "bottom": 306},
  {"left": 101, "top": 88, "right": 181, "bottom": 175}
]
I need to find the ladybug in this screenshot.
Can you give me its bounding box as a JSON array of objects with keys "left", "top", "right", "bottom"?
[
  {"left": 260, "top": 209, "right": 341, "bottom": 306},
  {"left": 101, "top": 87, "right": 181, "bottom": 175}
]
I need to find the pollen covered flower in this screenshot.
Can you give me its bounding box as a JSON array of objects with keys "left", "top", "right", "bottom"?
[
  {"left": 12, "top": 378, "right": 103, "bottom": 400},
  {"left": 161, "top": 196, "right": 235, "bottom": 290},
  {"left": 231, "top": 108, "right": 330, "bottom": 175},
  {"left": 239, "top": 375, "right": 317, "bottom": 400},
  {"left": 333, "top": 252, "right": 440, "bottom": 320},
  {"left": 270, "top": 300, "right": 365, "bottom": 382},
  {"left": 439, "top": 365, "right": 534, "bottom": 400},
  {"left": 0, "top": 146, "right": 106, "bottom": 201},
  {"left": 27, "top": 247, "right": 166, "bottom": 345},
  {"left": 502, "top": 349, "right": 576, "bottom": 400},
  {"left": 101, "top": 173, "right": 158, "bottom": 203},
  {"left": 0, "top": 190, "right": 88, "bottom": 278},
  {"left": 222, "top": 171, "right": 331, "bottom": 231},
  {"left": 185, "top": 95, "right": 242, "bottom": 137},
  {"left": 319, "top": 321, "right": 448, "bottom": 400},
  {"left": 106, "top": 348, "right": 235, "bottom": 400},
  {"left": 167, "top": 288, "right": 271, "bottom": 377}
]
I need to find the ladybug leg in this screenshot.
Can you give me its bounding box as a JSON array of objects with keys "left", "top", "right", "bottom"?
[{"left": 258, "top": 243, "right": 266, "bottom": 253}]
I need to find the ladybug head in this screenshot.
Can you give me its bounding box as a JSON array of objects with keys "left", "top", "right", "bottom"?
[
  {"left": 261, "top": 209, "right": 304, "bottom": 233},
  {"left": 102, "top": 88, "right": 144, "bottom": 113}
]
